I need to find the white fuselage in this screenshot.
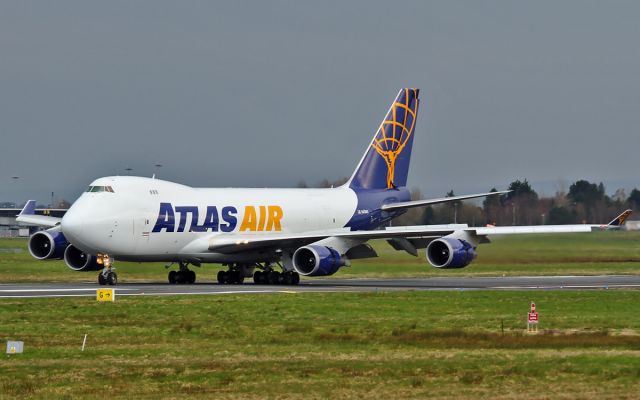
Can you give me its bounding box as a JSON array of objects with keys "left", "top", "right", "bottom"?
[{"left": 61, "top": 176, "right": 358, "bottom": 262}]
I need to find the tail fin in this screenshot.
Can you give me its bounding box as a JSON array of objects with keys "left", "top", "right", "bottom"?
[
  {"left": 607, "top": 209, "right": 632, "bottom": 227},
  {"left": 348, "top": 88, "right": 420, "bottom": 190},
  {"left": 18, "top": 200, "right": 36, "bottom": 216}
]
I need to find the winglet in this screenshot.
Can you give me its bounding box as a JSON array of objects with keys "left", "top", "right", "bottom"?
[
  {"left": 18, "top": 200, "right": 37, "bottom": 216},
  {"left": 607, "top": 209, "right": 632, "bottom": 227}
]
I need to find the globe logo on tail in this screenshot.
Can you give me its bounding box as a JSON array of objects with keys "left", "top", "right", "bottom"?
[{"left": 371, "top": 89, "right": 418, "bottom": 189}]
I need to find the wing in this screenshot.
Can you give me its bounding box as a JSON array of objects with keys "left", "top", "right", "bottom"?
[
  {"left": 198, "top": 209, "right": 632, "bottom": 256},
  {"left": 15, "top": 200, "right": 62, "bottom": 227},
  {"left": 204, "top": 225, "right": 465, "bottom": 254}
]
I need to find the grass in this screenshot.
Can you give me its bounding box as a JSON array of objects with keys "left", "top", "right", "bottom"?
[
  {"left": 1, "top": 231, "right": 639, "bottom": 397},
  {"left": 1, "top": 231, "right": 639, "bottom": 283},
  {"left": 1, "top": 291, "right": 640, "bottom": 399}
]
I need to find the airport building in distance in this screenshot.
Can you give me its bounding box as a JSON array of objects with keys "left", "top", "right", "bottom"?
[{"left": 0, "top": 207, "right": 68, "bottom": 237}]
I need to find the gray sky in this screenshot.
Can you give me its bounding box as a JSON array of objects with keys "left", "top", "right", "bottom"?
[{"left": 1, "top": 1, "right": 639, "bottom": 205}]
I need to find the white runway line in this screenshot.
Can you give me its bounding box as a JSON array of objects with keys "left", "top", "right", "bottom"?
[{"left": 0, "top": 288, "right": 134, "bottom": 293}]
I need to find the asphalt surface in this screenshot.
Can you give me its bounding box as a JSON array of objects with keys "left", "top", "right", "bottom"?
[{"left": 1, "top": 275, "right": 640, "bottom": 298}]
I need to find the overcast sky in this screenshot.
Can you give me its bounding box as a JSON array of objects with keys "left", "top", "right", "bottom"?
[{"left": 1, "top": 1, "right": 639, "bottom": 205}]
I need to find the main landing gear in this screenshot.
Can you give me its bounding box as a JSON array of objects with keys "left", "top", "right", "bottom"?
[
  {"left": 217, "top": 262, "right": 300, "bottom": 285},
  {"left": 253, "top": 270, "right": 300, "bottom": 285},
  {"left": 97, "top": 254, "right": 117, "bottom": 286},
  {"left": 168, "top": 262, "right": 196, "bottom": 284},
  {"left": 217, "top": 263, "right": 254, "bottom": 284}
]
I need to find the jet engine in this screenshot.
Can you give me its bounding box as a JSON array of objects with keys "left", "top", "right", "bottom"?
[
  {"left": 63, "top": 245, "right": 101, "bottom": 271},
  {"left": 426, "top": 238, "right": 477, "bottom": 269},
  {"left": 27, "top": 230, "right": 68, "bottom": 260},
  {"left": 292, "top": 245, "right": 348, "bottom": 276}
]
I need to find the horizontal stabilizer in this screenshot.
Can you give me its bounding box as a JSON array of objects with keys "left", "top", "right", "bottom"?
[{"left": 381, "top": 190, "right": 510, "bottom": 211}]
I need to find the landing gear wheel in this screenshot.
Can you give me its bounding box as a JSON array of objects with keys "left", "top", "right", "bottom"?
[
  {"left": 188, "top": 270, "right": 196, "bottom": 284},
  {"left": 267, "top": 271, "right": 281, "bottom": 285},
  {"left": 107, "top": 272, "right": 118, "bottom": 285},
  {"left": 217, "top": 270, "right": 228, "bottom": 284},
  {"left": 168, "top": 270, "right": 177, "bottom": 284},
  {"left": 283, "top": 272, "right": 294, "bottom": 285},
  {"left": 98, "top": 273, "right": 107, "bottom": 285},
  {"left": 282, "top": 271, "right": 300, "bottom": 285},
  {"left": 253, "top": 271, "right": 265, "bottom": 284}
]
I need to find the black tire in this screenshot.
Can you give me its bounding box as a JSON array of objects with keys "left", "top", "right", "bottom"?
[
  {"left": 236, "top": 272, "right": 244, "bottom": 285},
  {"left": 98, "top": 273, "right": 107, "bottom": 285},
  {"left": 108, "top": 272, "right": 118, "bottom": 286},
  {"left": 188, "top": 270, "right": 196, "bottom": 284},
  {"left": 283, "top": 272, "right": 293, "bottom": 285},
  {"left": 267, "top": 271, "right": 280, "bottom": 285},
  {"left": 292, "top": 272, "right": 300, "bottom": 285},
  {"left": 217, "top": 270, "right": 227, "bottom": 284},
  {"left": 253, "top": 271, "right": 262, "bottom": 284},
  {"left": 168, "top": 270, "right": 177, "bottom": 284}
]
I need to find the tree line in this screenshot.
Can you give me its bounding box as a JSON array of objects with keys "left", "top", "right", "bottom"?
[{"left": 298, "top": 178, "right": 640, "bottom": 226}]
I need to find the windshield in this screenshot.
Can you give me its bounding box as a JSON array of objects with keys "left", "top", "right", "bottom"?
[{"left": 86, "top": 186, "right": 115, "bottom": 193}]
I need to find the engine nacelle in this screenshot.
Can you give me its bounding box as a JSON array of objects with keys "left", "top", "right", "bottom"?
[
  {"left": 63, "top": 245, "right": 101, "bottom": 271},
  {"left": 426, "top": 238, "right": 477, "bottom": 269},
  {"left": 28, "top": 230, "right": 68, "bottom": 260},
  {"left": 292, "top": 245, "right": 347, "bottom": 277}
]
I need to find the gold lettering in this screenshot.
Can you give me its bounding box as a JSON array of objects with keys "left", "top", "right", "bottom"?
[
  {"left": 266, "top": 205, "right": 283, "bottom": 231},
  {"left": 239, "top": 206, "right": 257, "bottom": 231},
  {"left": 258, "top": 205, "right": 266, "bottom": 231}
]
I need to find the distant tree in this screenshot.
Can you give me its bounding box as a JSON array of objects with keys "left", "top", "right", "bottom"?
[
  {"left": 568, "top": 180, "right": 606, "bottom": 222},
  {"left": 501, "top": 179, "right": 539, "bottom": 225},
  {"left": 548, "top": 206, "right": 574, "bottom": 225},
  {"left": 629, "top": 188, "right": 640, "bottom": 210},
  {"left": 503, "top": 179, "right": 538, "bottom": 202},
  {"left": 612, "top": 188, "right": 627, "bottom": 203},
  {"left": 445, "top": 190, "right": 462, "bottom": 223},
  {"left": 421, "top": 206, "right": 435, "bottom": 225},
  {"left": 483, "top": 188, "right": 501, "bottom": 225},
  {"left": 296, "top": 180, "right": 308, "bottom": 188},
  {"left": 568, "top": 180, "right": 604, "bottom": 205},
  {"left": 316, "top": 177, "right": 349, "bottom": 188}
]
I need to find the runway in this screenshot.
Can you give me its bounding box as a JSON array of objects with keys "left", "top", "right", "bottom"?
[{"left": 1, "top": 275, "right": 640, "bottom": 298}]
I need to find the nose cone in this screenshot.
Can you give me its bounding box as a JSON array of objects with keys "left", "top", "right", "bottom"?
[
  {"left": 61, "top": 202, "right": 86, "bottom": 248},
  {"left": 61, "top": 193, "right": 136, "bottom": 256}
]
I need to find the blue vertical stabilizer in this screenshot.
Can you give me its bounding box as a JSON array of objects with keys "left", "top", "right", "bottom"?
[{"left": 348, "top": 88, "right": 420, "bottom": 190}]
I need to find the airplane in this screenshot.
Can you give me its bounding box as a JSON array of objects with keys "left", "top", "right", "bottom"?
[{"left": 16, "top": 88, "right": 632, "bottom": 286}]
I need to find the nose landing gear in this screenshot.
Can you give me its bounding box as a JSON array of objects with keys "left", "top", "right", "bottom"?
[{"left": 97, "top": 254, "right": 117, "bottom": 286}]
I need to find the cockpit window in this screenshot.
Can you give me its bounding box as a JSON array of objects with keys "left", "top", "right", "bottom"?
[{"left": 86, "top": 186, "right": 115, "bottom": 193}]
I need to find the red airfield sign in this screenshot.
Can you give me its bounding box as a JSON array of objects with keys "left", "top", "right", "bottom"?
[{"left": 528, "top": 302, "right": 539, "bottom": 324}]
